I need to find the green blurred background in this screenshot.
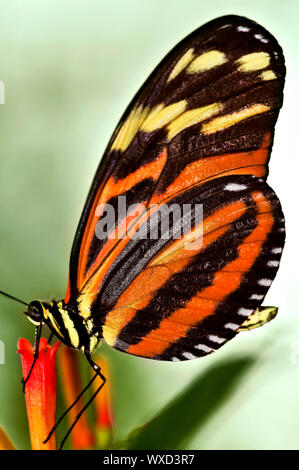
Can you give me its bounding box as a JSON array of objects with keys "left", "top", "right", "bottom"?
[{"left": 0, "top": 0, "right": 298, "bottom": 450}]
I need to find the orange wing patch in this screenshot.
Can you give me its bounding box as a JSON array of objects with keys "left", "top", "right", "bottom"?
[{"left": 150, "top": 132, "right": 271, "bottom": 205}]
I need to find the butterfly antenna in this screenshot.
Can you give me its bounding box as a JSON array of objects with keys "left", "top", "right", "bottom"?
[{"left": 0, "top": 290, "right": 28, "bottom": 307}]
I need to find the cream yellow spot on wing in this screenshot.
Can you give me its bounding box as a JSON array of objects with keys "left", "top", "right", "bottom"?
[
  {"left": 236, "top": 52, "right": 270, "bottom": 72},
  {"left": 260, "top": 70, "right": 277, "bottom": 81},
  {"left": 167, "top": 48, "right": 195, "bottom": 82},
  {"left": 187, "top": 50, "right": 227, "bottom": 74},
  {"left": 141, "top": 100, "right": 186, "bottom": 133},
  {"left": 77, "top": 292, "right": 93, "bottom": 319},
  {"left": 111, "top": 105, "right": 149, "bottom": 152},
  {"left": 86, "top": 319, "right": 94, "bottom": 333},
  {"left": 201, "top": 103, "right": 270, "bottom": 134},
  {"left": 61, "top": 310, "right": 80, "bottom": 348},
  {"left": 167, "top": 102, "right": 223, "bottom": 140},
  {"left": 238, "top": 306, "right": 278, "bottom": 331},
  {"left": 102, "top": 325, "right": 117, "bottom": 347},
  {"left": 89, "top": 335, "right": 99, "bottom": 352}
]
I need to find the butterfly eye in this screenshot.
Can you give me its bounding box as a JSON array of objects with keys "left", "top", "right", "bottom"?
[{"left": 27, "top": 301, "right": 43, "bottom": 323}]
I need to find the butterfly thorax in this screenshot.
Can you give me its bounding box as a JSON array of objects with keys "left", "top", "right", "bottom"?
[{"left": 26, "top": 300, "right": 101, "bottom": 353}]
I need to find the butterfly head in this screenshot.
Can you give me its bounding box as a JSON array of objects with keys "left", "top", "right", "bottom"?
[
  {"left": 26, "top": 300, "right": 44, "bottom": 325},
  {"left": 26, "top": 300, "right": 69, "bottom": 344}
]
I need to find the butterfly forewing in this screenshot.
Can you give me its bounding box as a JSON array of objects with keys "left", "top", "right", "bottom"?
[{"left": 66, "top": 15, "right": 285, "bottom": 361}]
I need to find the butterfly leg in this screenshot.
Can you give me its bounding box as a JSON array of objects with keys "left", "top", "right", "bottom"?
[
  {"left": 85, "top": 351, "right": 107, "bottom": 383},
  {"left": 43, "top": 373, "right": 98, "bottom": 445},
  {"left": 57, "top": 352, "right": 106, "bottom": 449}
]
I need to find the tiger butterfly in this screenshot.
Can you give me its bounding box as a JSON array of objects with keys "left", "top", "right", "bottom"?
[{"left": 21, "top": 15, "right": 285, "bottom": 375}]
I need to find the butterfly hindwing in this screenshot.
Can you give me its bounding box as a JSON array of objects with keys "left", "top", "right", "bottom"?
[
  {"left": 99, "top": 175, "right": 284, "bottom": 360},
  {"left": 65, "top": 15, "right": 285, "bottom": 361}
]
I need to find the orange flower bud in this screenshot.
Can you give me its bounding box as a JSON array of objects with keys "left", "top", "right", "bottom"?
[{"left": 17, "top": 338, "right": 60, "bottom": 450}]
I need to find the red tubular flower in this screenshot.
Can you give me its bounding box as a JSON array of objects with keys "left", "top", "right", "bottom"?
[
  {"left": 92, "top": 356, "right": 114, "bottom": 449},
  {"left": 59, "top": 346, "right": 94, "bottom": 449},
  {"left": 17, "top": 338, "right": 60, "bottom": 450}
]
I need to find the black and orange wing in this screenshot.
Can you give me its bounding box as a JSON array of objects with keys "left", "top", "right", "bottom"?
[
  {"left": 100, "top": 175, "right": 284, "bottom": 360},
  {"left": 65, "top": 15, "right": 285, "bottom": 360}
]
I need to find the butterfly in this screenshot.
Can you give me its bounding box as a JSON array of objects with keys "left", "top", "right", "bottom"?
[{"left": 3, "top": 15, "right": 285, "bottom": 400}]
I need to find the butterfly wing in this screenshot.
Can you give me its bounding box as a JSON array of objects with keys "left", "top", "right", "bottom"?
[
  {"left": 65, "top": 15, "right": 285, "bottom": 360},
  {"left": 99, "top": 174, "right": 285, "bottom": 360}
]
